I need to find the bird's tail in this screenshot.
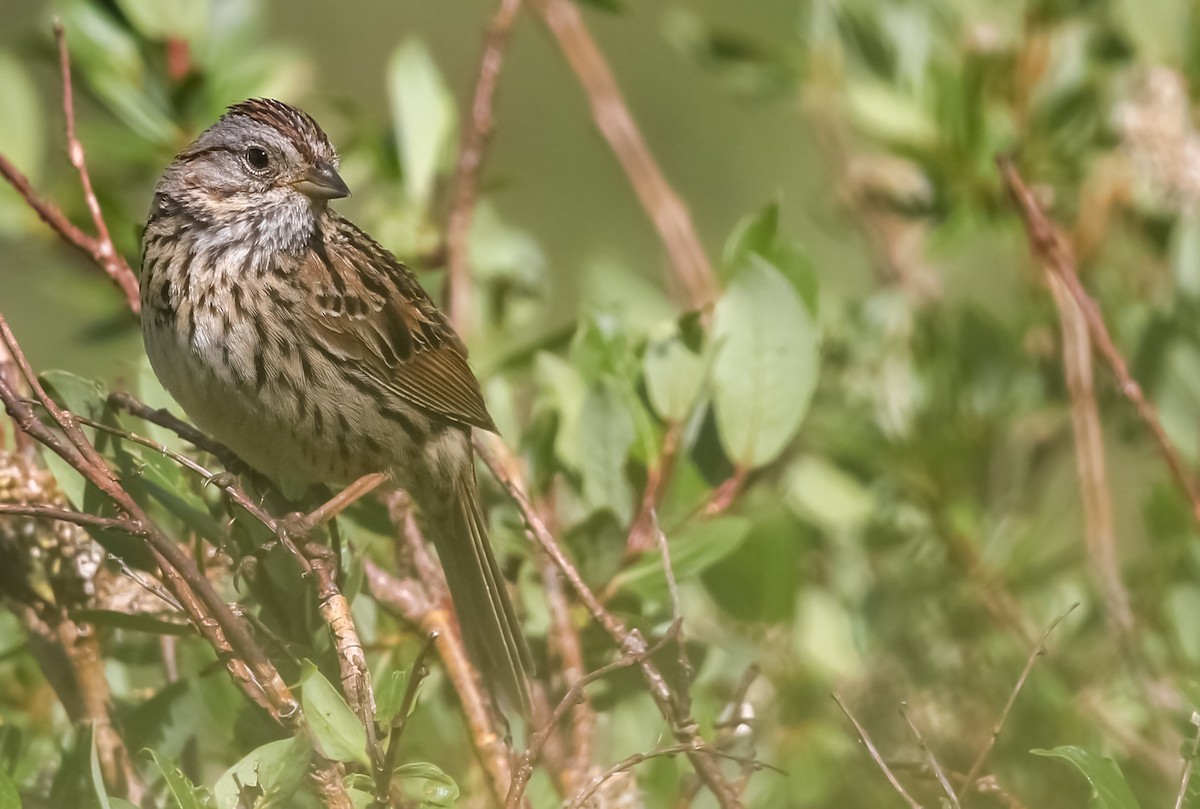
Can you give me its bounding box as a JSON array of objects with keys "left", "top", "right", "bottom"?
[{"left": 423, "top": 465, "right": 532, "bottom": 716}]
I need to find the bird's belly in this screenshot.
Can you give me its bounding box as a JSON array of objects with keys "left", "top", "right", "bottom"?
[{"left": 143, "top": 310, "right": 401, "bottom": 488}]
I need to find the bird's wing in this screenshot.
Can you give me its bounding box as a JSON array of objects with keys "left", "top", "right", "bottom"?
[{"left": 302, "top": 214, "right": 496, "bottom": 432}]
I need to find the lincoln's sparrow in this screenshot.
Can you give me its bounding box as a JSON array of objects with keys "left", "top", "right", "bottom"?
[{"left": 140, "top": 98, "right": 531, "bottom": 711}]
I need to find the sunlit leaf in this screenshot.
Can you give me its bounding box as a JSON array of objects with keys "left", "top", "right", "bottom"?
[
  {"left": 374, "top": 667, "right": 412, "bottom": 727},
  {"left": 388, "top": 39, "right": 456, "bottom": 210},
  {"left": 213, "top": 736, "right": 311, "bottom": 809},
  {"left": 643, "top": 323, "right": 707, "bottom": 423},
  {"left": 1031, "top": 747, "right": 1142, "bottom": 809},
  {"left": 394, "top": 762, "right": 460, "bottom": 807},
  {"left": 711, "top": 256, "right": 820, "bottom": 467},
  {"left": 299, "top": 661, "right": 370, "bottom": 767},
  {"left": 143, "top": 750, "right": 208, "bottom": 809},
  {"left": 577, "top": 380, "right": 636, "bottom": 524},
  {"left": 612, "top": 516, "right": 750, "bottom": 598}
]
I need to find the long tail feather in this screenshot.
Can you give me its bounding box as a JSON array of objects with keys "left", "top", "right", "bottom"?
[{"left": 424, "top": 466, "right": 532, "bottom": 716}]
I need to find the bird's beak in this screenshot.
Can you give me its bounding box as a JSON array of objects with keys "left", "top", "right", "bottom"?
[{"left": 294, "top": 160, "right": 351, "bottom": 200}]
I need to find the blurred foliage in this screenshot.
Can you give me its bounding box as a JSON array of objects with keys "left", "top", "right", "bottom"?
[{"left": 2, "top": 0, "right": 1200, "bottom": 807}]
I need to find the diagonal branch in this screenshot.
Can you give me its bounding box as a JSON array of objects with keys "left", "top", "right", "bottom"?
[
  {"left": 998, "top": 155, "right": 1200, "bottom": 524},
  {"left": 445, "top": 0, "right": 525, "bottom": 336},
  {"left": 0, "top": 24, "right": 140, "bottom": 313},
  {"left": 474, "top": 433, "right": 740, "bottom": 808},
  {"left": 534, "top": 0, "right": 717, "bottom": 311}
]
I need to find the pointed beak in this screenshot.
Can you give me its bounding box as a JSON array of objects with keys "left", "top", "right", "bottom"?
[{"left": 294, "top": 160, "right": 350, "bottom": 200}]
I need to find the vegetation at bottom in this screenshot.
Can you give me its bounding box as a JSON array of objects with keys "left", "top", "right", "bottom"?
[{"left": 2, "top": 0, "right": 1200, "bottom": 807}]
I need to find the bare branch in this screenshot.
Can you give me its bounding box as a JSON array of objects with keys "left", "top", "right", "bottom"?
[
  {"left": 999, "top": 155, "right": 1200, "bottom": 524},
  {"left": 445, "top": 0, "right": 524, "bottom": 336},
  {"left": 474, "top": 433, "right": 740, "bottom": 808},
  {"left": 832, "top": 692, "right": 923, "bottom": 809},
  {"left": 899, "top": 703, "right": 960, "bottom": 809},
  {"left": 0, "top": 24, "right": 141, "bottom": 313},
  {"left": 567, "top": 744, "right": 771, "bottom": 809},
  {"left": 507, "top": 620, "right": 682, "bottom": 807},
  {"left": 1173, "top": 713, "right": 1200, "bottom": 809},
  {"left": 534, "top": 0, "right": 717, "bottom": 311},
  {"left": 378, "top": 630, "right": 440, "bottom": 806},
  {"left": 957, "top": 602, "right": 1079, "bottom": 799}
]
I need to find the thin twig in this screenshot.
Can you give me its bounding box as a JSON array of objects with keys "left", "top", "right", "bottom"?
[
  {"left": 475, "top": 433, "right": 739, "bottom": 808},
  {"left": 1173, "top": 713, "right": 1200, "bottom": 809},
  {"left": 957, "top": 602, "right": 1079, "bottom": 799},
  {"left": 289, "top": 472, "right": 388, "bottom": 536},
  {"left": 535, "top": 487, "right": 593, "bottom": 796},
  {"left": 0, "top": 503, "right": 135, "bottom": 533},
  {"left": 506, "top": 620, "right": 682, "bottom": 808},
  {"left": 534, "top": 0, "right": 717, "bottom": 311},
  {"left": 899, "top": 703, "right": 960, "bottom": 809},
  {"left": 0, "top": 24, "right": 140, "bottom": 312},
  {"left": 380, "top": 630, "right": 440, "bottom": 803},
  {"left": 999, "top": 155, "right": 1200, "bottom": 524},
  {"left": 0, "top": 325, "right": 298, "bottom": 722},
  {"left": 832, "top": 692, "right": 923, "bottom": 809},
  {"left": 445, "top": 0, "right": 525, "bottom": 336},
  {"left": 566, "top": 744, "right": 772, "bottom": 809},
  {"left": 375, "top": 633, "right": 439, "bottom": 808},
  {"left": 1047, "top": 273, "right": 1133, "bottom": 634},
  {"left": 365, "top": 559, "right": 512, "bottom": 807}
]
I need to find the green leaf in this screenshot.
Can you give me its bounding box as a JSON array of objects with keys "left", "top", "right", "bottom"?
[
  {"left": 723, "top": 201, "right": 779, "bottom": 271},
  {"left": 40, "top": 371, "right": 108, "bottom": 421},
  {"left": 643, "top": 322, "right": 707, "bottom": 423},
  {"left": 577, "top": 380, "right": 636, "bottom": 524},
  {"left": 115, "top": 0, "right": 210, "bottom": 39},
  {"left": 388, "top": 39, "right": 456, "bottom": 210},
  {"left": 1031, "top": 747, "right": 1143, "bottom": 809},
  {"left": 393, "top": 762, "right": 460, "bottom": 807},
  {"left": 374, "top": 668, "right": 411, "bottom": 727},
  {"left": 0, "top": 768, "right": 20, "bottom": 809},
  {"left": 213, "top": 736, "right": 311, "bottom": 809},
  {"left": 534, "top": 352, "right": 588, "bottom": 470},
  {"left": 711, "top": 256, "right": 820, "bottom": 467},
  {"left": 143, "top": 750, "right": 208, "bottom": 809},
  {"left": 468, "top": 202, "right": 546, "bottom": 288},
  {"left": 784, "top": 456, "right": 874, "bottom": 534},
  {"left": 299, "top": 661, "right": 370, "bottom": 767},
  {"left": 612, "top": 516, "right": 750, "bottom": 598}
]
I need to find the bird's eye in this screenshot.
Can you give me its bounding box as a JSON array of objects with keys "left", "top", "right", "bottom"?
[{"left": 245, "top": 147, "right": 270, "bottom": 170}]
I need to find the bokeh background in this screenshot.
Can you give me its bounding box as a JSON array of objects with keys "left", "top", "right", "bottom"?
[{"left": 3, "top": 0, "right": 1200, "bottom": 807}]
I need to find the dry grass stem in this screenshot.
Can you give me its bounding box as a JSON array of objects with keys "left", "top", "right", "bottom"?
[
  {"left": 899, "top": 703, "right": 960, "bottom": 809},
  {"left": 833, "top": 692, "right": 924, "bottom": 809},
  {"left": 956, "top": 602, "right": 1079, "bottom": 799}
]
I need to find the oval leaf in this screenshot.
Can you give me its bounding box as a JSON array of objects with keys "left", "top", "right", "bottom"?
[
  {"left": 711, "top": 256, "right": 819, "bottom": 467},
  {"left": 388, "top": 40, "right": 456, "bottom": 211},
  {"left": 577, "top": 380, "right": 636, "bottom": 524},
  {"left": 213, "top": 736, "right": 311, "bottom": 809},
  {"left": 300, "top": 662, "right": 370, "bottom": 767},
  {"left": 1031, "top": 746, "right": 1142, "bottom": 809},
  {"left": 644, "top": 326, "right": 707, "bottom": 423},
  {"left": 612, "top": 516, "right": 750, "bottom": 598}
]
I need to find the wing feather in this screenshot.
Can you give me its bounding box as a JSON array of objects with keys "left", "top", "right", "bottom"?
[{"left": 304, "top": 214, "right": 496, "bottom": 432}]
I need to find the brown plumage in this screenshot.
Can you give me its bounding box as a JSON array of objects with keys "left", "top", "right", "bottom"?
[{"left": 140, "top": 98, "right": 531, "bottom": 713}]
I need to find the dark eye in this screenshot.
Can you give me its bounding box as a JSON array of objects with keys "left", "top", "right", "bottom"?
[{"left": 245, "top": 147, "right": 270, "bottom": 170}]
